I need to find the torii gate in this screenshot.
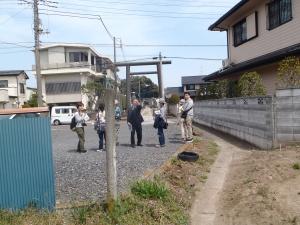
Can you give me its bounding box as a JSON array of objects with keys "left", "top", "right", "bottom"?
[{"left": 115, "top": 60, "right": 172, "bottom": 109}]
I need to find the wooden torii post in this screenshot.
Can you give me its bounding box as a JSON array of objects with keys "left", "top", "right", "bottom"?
[{"left": 115, "top": 60, "right": 172, "bottom": 110}]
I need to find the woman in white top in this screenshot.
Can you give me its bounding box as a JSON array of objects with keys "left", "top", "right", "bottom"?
[
  {"left": 177, "top": 99, "right": 185, "bottom": 141},
  {"left": 74, "top": 102, "right": 90, "bottom": 153},
  {"left": 95, "top": 103, "right": 106, "bottom": 151}
]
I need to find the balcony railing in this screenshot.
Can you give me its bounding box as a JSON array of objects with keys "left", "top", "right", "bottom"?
[{"left": 32, "top": 62, "right": 98, "bottom": 72}]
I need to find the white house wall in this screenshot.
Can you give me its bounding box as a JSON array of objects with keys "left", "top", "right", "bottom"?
[{"left": 48, "top": 47, "right": 65, "bottom": 64}]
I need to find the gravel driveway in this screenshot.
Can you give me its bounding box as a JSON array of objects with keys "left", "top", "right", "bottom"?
[{"left": 52, "top": 119, "right": 183, "bottom": 204}]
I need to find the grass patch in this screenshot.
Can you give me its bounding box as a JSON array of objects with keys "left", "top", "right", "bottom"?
[
  {"left": 0, "top": 132, "right": 219, "bottom": 225},
  {"left": 292, "top": 163, "right": 300, "bottom": 170},
  {"left": 131, "top": 179, "right": 169, "bottom": 200}
]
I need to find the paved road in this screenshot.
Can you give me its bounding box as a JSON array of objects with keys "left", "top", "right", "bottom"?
[{"left": 52, "top": 119, "right": 183, "bottom": 204}]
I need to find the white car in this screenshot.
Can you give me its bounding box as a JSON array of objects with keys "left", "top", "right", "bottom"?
[{"left": 51, "top": 106, "right": 77, "bottom": 125}]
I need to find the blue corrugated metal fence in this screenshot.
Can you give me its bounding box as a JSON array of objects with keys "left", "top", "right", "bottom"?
[{"left": 0, "top": 117, "right": 55, "bottom": 210}]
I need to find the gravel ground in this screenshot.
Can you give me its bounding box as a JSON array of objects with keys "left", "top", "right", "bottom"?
[{"left": 52, "top": 119, "right": 183, "bottom": 204}]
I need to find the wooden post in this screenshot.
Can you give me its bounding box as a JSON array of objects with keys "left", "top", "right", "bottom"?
[{"left": 104, "top": 89, "right": 117, "bottom": 201}]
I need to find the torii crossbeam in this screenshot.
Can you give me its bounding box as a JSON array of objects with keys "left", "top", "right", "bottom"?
[{"left": 115, "top": 60, "right": 172, "bottom": 109}]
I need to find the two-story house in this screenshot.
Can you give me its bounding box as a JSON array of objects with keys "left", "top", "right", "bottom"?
[
  {"left": 0, "top": 70, "right": 28, "bottom": 109},
  {"left": 182, "top": 75, "right": 209, "bottom": 98},
  {"left": 204, "top": 0, "right": 300, "bottom": 95},
  {"left": 32, "top": 43, "right": 116, "bottom": 108}
]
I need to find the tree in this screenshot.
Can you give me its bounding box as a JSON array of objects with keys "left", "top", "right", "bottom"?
[
  {"left": 277, "top": 56, "right": 300, "bottom": 88},
  {"left": 27, "top": 93, "right": 38, "bottom": 107},
  {"left": 238, "top": 72, "right": 266, "bottom": 97},
  {"left": 81, "top": 80, "right": 104, "bottom": 110},
  {"left": 120, "top": 76, "right": 159, "bottom": 98},
  {"left": 168, "top": 94, "right": 180, "bottom": 104},
  {"left": 216, "top": 79, "right": 229, "bottom": 98}
]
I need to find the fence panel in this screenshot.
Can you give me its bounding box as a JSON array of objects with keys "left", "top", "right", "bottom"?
[
  {"left": 193, "top": 96, "right": 274, "bottom": 149},
  {"left": 0, "top": 117, "right": 55, "bottom": 210}
]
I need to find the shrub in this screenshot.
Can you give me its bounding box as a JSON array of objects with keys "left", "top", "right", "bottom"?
[
  {"left": 131, "top": 179, "right": 169, "bottom": 200},
  {"left": 216, "top": 79, "right": 229, "bottom": 98},
  {"left": 168, "top": 94, "right": 180, "bottom": 104},
  {"left": 238, "top": 72, "right": 266, "bottom": 97},
  {"left": 277, "top": 56, "right": 300, "bottom": 88},
  {"left": 292, "top": 163, "right": 300, "bottom": 170}
]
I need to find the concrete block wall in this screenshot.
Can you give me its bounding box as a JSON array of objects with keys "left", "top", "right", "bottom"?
[
  {"left": 276, "top": 89, "right": 300, "bottom": 145},
  {"left": 193, "top": 96, "right": 274, "bottom": 149}
]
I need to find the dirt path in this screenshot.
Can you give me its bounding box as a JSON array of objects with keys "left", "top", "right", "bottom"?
[
  {"left": 190, "top": 128, "right": 251, "bottom": 225},
  {"left": 191, "top": 126, "right": 300, "bottom": 225}
]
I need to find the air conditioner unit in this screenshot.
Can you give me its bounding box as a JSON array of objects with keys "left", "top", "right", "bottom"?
[{"left": 222, "top": 59, "right": 231, "bottom": 68}]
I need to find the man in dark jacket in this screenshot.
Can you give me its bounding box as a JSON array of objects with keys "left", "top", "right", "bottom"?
[{"left": 128, "top": 99, "right": 144, "bottom": 148}]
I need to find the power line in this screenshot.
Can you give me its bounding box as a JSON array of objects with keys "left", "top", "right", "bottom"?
[
  {"left": 165, "top": 56, "right": 223, "bottom": 61},
  {"left": 40, "top": 9, "right": 217, "bottom": 20},
  {"left": 55, "top": 2, "right": 224, "bottom": 16},
  {"left": 59, "top": 0, "right": 232, "bottom": 9}
]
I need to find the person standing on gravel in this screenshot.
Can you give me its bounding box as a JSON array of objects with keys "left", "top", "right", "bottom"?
[
  {"left": 74, "top": 102, "right": 90, "bottom": 153},
  {"left": 115, "top": 99, "right": 121, "bottom": 146},
  {"left": 95, "top": 103, "right": 106, "bottom": 152},
  {"left": 182, "top": 92, "right": 194, "bottom": 143},
  {"left": 128, "top": 99, "right": 144, "bottom": 148},
  {"left": 154, "top": 98, "right": 167, "bottom": 148},
  {"left": 177, "top": 99, "right": 186, "bottom": 141}
]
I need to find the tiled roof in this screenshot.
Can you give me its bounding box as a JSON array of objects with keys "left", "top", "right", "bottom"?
[
  {"left": 181, "top": 76, "right": 207, "bottom": 85},
  {"left": 0, "top": 70, "right": 29, "bottom": 79}
]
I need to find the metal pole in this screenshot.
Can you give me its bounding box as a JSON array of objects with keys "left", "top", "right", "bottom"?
[
  {"left": 105, "top": 88, "right": 117, "bottom": 201},
  {"left": 139, "top": 79, "right": 141, "bottom": 99},
  {"left": 33, "top": 0, "right": 43, "bottom": 106},
  {"left": 126, "top": 66, "right": 131, "bottom": 110}
]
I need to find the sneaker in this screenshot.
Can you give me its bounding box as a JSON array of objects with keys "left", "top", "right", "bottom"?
[
  {"left": 155, "top": 144, "right": 165, "bottom": 148},
  {"left": 137, "top": 144, "right": 143, "bottom": 147},
  {"left": 131, "top": 144, "right": 136, "bottom": 148},
  {"left": 186, "top": 138, "right": 193, "bottom": 143},
  {"left": 97, "top": 149, "right": 103, "bottom": 152},
  {"left": 79, "top": 149, "right": 87, "bottom": 153}
]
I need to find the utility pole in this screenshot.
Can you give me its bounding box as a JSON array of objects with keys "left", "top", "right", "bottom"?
[
  {"left": 138, "top": 79, "right": 141, "bottom": 99},
  {"left": 104, "top": 88, "right": 117, "bottom": 203},
  {"left": 104, "top": 36, "right": 118, "bottom": 203},
  {"left": 33, "top": 0, "right": 43, "bottom": 106},
  {"left": 157, "top": 52, "right": 164, "bottom": 98}
]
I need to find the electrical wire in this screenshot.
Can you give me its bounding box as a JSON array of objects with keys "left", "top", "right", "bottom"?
[
  {"left": 40, "top": 9, "right": 217, "bottom": 20},
  {"left": 54, "top": 2, "right": 224, "bottom": 16}
]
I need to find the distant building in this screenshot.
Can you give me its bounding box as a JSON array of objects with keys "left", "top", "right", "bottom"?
[
  {"left": 26, "top": 87, "right": 37, "bottom": 102},
  {"left": 32, "top": 43, "right": 116, "bottom": 108},
  {"left": 0, "top": 70, "right": 28, "bottom": 109},
  {"left": 205, "top": 0, "right": 300, "bottom": 94},
  {"left": 165, "top": 87, "right": 183, "bottom": 99},
  {"left": 182, "top": 75, "right": 209, "bottom": 98}
]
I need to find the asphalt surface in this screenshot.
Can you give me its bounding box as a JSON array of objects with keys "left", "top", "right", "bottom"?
[{"left": 52, "top": 119, "right": 183, "bottom": 204}]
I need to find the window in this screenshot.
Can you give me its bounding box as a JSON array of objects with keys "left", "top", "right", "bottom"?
[
  {"left": 62, "top": 109, "right": 69, "bottom": 114},
  {"left": 46, "top": 82, "right": 81, "bottom": 94},
  {"left": 69, "top": 52, "right": 89, "bottom": 62},
  {"left": 20, "top": 83, "right": 25, "bottom": 94},
  {"left": 268, "top": 0, "right": 292, "bottom": 30},
  {"left": 55, "top": 109, "right": 61, "bottom": 114},
  {"left": 186, "top": 84, "right": 195, "bottom": 90},
  {"left": 69, "top": 52, "right": 80, "bottom": 62},
  {"left": 233, "top": 19, "right": 247, "bottom": 46},
  {"left": 0, "top": 80, "right": 8, "bottom": 88}
]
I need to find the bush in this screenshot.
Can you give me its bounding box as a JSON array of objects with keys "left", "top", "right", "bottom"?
[
  {"left": 168, "top": 94, "right": 180, "bottom": 104},
  {"left": 238, "top": 72, "right": 266, "bottom": 97},
  {"left": 131, "top": 179, "right": 169, "bottom": 200},
  {"left": 277, "top": 56, "right": 300, "bottom": 88}
]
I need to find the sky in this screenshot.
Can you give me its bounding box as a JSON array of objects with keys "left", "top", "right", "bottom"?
[{"left": 0, "top": 0, "right": 240, "bottom": 88}]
